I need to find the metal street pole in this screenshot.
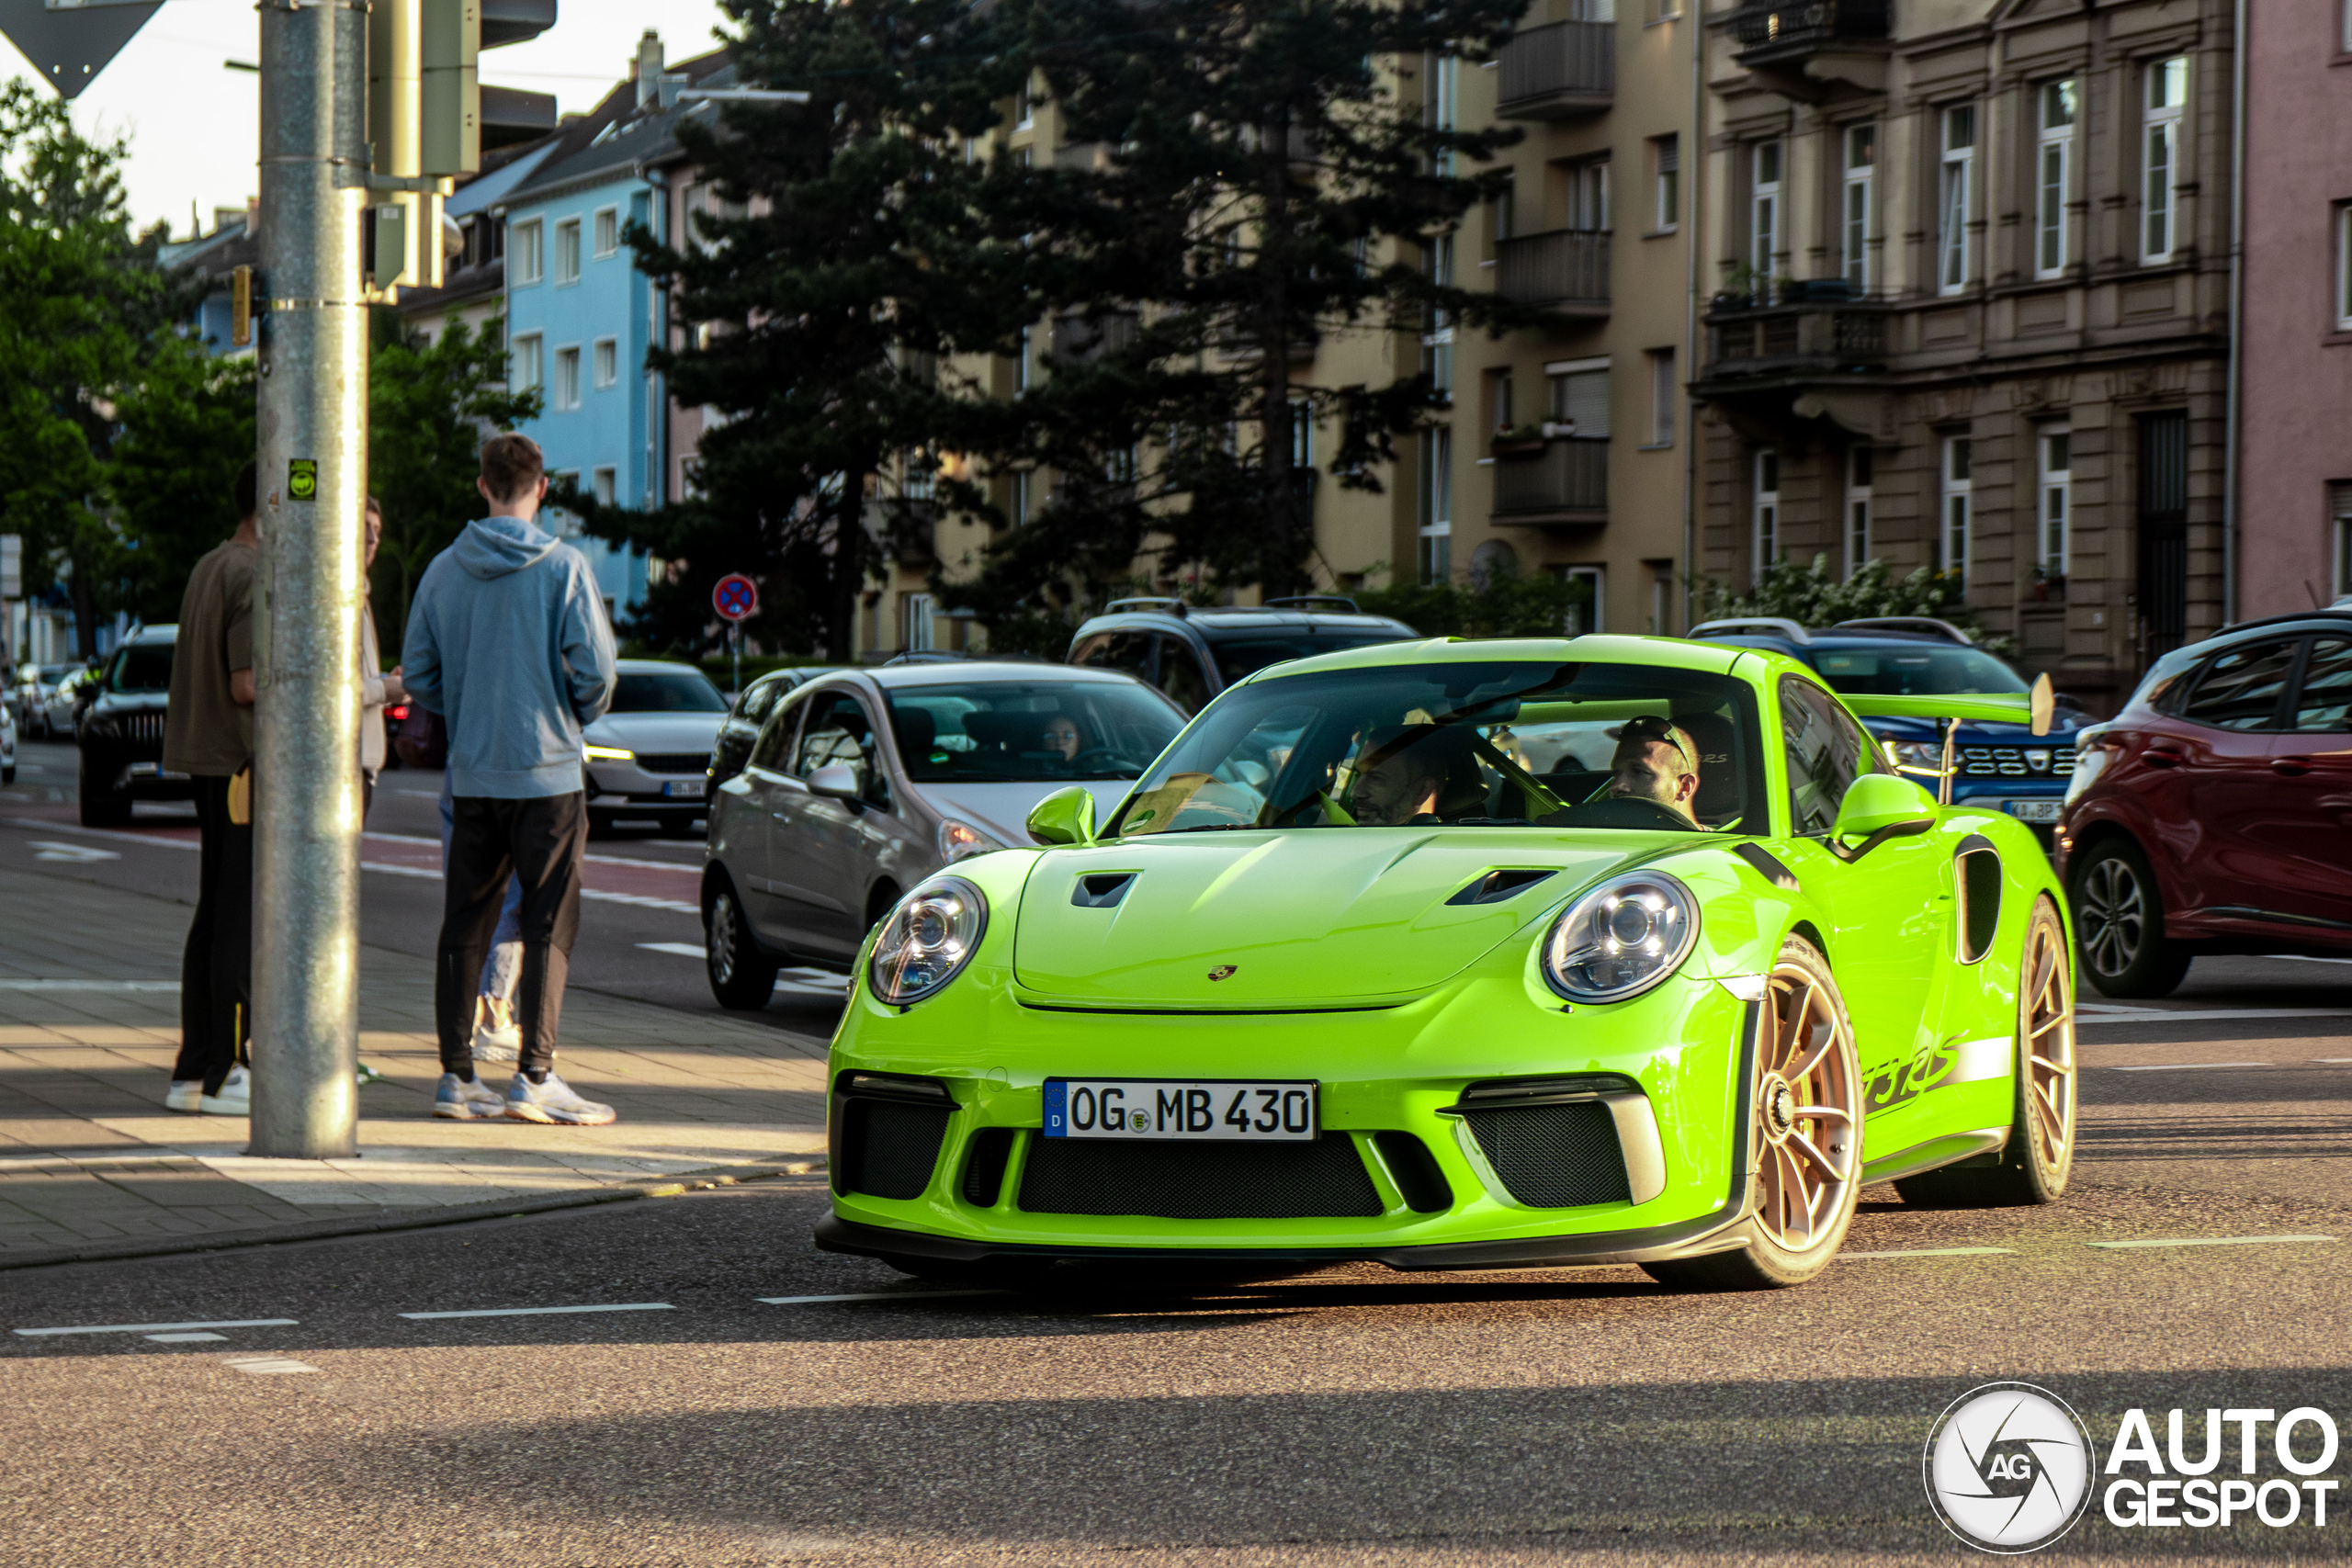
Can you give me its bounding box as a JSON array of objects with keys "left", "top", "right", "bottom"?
[{"left": 250, "top": 0, "right": 368, "bottom": 1158}]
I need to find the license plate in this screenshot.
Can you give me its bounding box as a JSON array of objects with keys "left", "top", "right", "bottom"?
[
  {"left": 1043, "top": 1079, "right": 1318, "bottom": 1141},
  {"left": 2006, "top": 800, "right": 2062, "bottom": 823},
  {"left": 662, "top": 779, "right": 706, "bottom": 799}
]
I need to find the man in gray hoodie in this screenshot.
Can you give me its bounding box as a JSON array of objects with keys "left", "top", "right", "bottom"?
[{"left": 401, "top": 434, "right": 619, "bottom": 1125}]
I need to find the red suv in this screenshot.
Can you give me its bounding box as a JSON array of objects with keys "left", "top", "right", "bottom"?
[{"left": 2059, "top": 609, "right": 2352, "bottom": 997}]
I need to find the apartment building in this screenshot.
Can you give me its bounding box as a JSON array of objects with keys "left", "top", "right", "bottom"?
[
  {"left": 1691, "top": 0, "right": 2233, "bottom": 711},
  {"left": 2235, "top": 0, "right": 2352, "bottom": 616}
]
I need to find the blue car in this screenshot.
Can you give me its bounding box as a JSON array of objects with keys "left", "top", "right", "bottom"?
[{"left": 1687, "top": 616, "right": 2085, "bottom": 848}]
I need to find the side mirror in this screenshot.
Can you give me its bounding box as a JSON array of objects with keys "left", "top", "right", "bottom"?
[
  {"left": 1829, "top": 773, "right": 1938, "bottom": 860},
  {"left": 1026, "top": 784, "right": 1097, "bottom": 847},
  {"left": 2029, "top": 672, "right": 2055, "bottom": 738},
  {"left": 808, "top": 762, "right": 861, "bottom": 801}
]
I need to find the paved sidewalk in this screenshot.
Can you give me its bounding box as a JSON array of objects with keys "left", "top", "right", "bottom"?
[{"left": 0, "top": 866, "right": 831, "bottom": 1269}]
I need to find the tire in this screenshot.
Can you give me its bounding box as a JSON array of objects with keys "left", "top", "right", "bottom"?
[
  {"left": 2, "top": 765, "right": 14, "bottom": 784},
  {"left": 1896, "top": 897, "right": 2077, "bottom": 1209},
  {"left": 2070, "top": 837, "right": 2188, "bottom": 998},
  {"left": 660, "top": 818, "right": 703, "bottom": 839},
  {"left": 77, "top": 759, "right": 131, "bottom": 828},
  {"left": 705, "top": 880, "right": 779, "bottom": 1010},
  {"left": 586, "top": 811, "right": 614, "bottom": 841},
  {"left": 1645, "top": 935, "right": 1862, "bottom": 1291}
]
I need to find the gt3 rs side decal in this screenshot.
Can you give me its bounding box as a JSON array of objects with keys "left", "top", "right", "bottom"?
[{"left": 1863, "top": 1034, "right": 2011, "bottom": 1116}]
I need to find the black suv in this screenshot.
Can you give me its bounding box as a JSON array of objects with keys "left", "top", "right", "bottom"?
[
  {"left": 1067, "top": 596, "right": 1418, "bottom": 715},
  {"left": 79, "top": 625, "right": 186, "bottom": 826}
]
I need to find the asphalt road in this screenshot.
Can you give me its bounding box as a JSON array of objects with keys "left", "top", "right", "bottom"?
[{"left": 12, "top": 736, "right": 2352, "bottom": 1563}]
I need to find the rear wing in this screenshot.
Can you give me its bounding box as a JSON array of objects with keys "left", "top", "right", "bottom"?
[{"left": 1838, "top": 677, "right": 2056, "bottom": 805}]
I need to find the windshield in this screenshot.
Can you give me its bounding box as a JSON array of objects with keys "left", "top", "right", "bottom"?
[
  {"left": 1109, "top": 660, "right": 1766, "bottom": 837},
  {"left": 887, "top": 680, "right": 1183, "bottom": 783},
  {"left": 609, "top": 671, "right": 728, "bottom": 714},
  {"left": 109, "top": 645, "right": 174, "bottom": 693},
  {"left": 1210, "top": 632, "right": 1408, "bottom": 686},
  {"left": 1813, "top": 646, "right": 2026, "bottom": 696}
]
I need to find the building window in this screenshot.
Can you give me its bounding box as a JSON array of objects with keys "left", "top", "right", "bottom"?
[
  {"left": 1418, "top": 427, "right": 1452, "bottom": 582},
  {"left": 1749, "top": 140, "right": 1781, "bottom": 289},
  {"left": 1845, "top": 446, "right": 1872, "bottom": 577},
  {"left": 591, "top": 467, "right": 616, "bottom": 508},
  {"left": 593, "top": 336, "right": 617, "bottom": 389},
  {"left": 1489, "top": 367, "right": 1514, "bottom": 433},
  {"left": 1561, "top": 564, "right": 1605, "bottom": 635},
  {"left": 1013, "top": 77, "right": 1035, "bottom": 130},
  {"left": 905, "top": 592, "right": 937, "bottom": 652},
  {"left": 511, "top": 332, "right": 542, "bottom": 392},
  {"left": 2039, "top": 428, "right": 2072, "bottom": 580},
  {"left": 1646, "top": 347, "right": 1675, "bottom": 446},
  {"left": 1648, "top": 562, "right": 1673, "bottom": 635},
  {"left": 2338, "top": 207, "right": 2352, "bottom": 330},
  {"left": 1752, "top": 448, "right": 1780, "bottom": 579},
  {"left": 1939, "top": 105, "right": 1976, "bottom": 295},
  {"left": 1652, "top": 134, "right": 1679, "bottom": 231},
  {"left": 1009, "top": 469, "right": 1032, "bottom": 525},
  {"left": 1426, "top": 52, "right": 1459, "bottom": 177},
  {"left": 1290, "top": 394, "right": 1314, "bottom": 468},
  {"left": 510, "top": 219, "right": 542, "bottom": 284},
  {"left": 2143, "top": 57, "right": 2188, "bottom": 264},
  {"left": 1565, "top": 156, "right": 1611, "bottom": 231},
  {"left": 2335, "top": 482, "right": 2352, "bottom": 597},
  {"left": 1491, "top": 175, "right": 1514, "bottom": 252},
  {"left": 2037, "top": 80, "right": 2078, "bottom": 277},
  {"left": 1014, "top": 325, "right": 1032, "bottom": 392},
  {"left": 554, "top": 344, "right": 581, "bottom": 411},
  {"left": 554, "top": 218, "right": 581, "bottom": 285},
  {"left": 1840, "top": 123, "right": 1874, "bottom": 291},
  {"left": 1940, "top": 434, "right": 1973, "bottom": 582},
  {"left": 1424, "top": 234, "right": 1455, "bottom": 400},
  {"left": 1547, "top": 358, "right": 1610, "bottom": 436},
  {"left": 593, "top": 206, "right": 619, "bottom": 258}
]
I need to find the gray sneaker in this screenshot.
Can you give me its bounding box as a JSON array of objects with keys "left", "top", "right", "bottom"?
[
  {"left": 433, "top": 1072, "right": 508, "bottom": 1121},
  {"left": 503, "top": 1072, "right": 616, "bottom": 1126}
]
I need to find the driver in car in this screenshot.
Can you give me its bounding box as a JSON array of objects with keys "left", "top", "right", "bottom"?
[
  {"left": 1604, "top": 716, "right": 1702, "bottom": 828},
  {"left": 1348, "top": 725, "right": 1480, "bottom": 825},
  {"left": 1042, "top": 715, "right": 1083, "bottom": 763}
]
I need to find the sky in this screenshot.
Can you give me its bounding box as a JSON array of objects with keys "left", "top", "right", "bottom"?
[{"left": 4, "top": 0, "right": 735, "bottom": 238}]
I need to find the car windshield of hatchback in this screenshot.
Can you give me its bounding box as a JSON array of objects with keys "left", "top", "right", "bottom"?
[
  {"left": 1108, "top": 660, "right": 1767, "bottom": 837},
  {"left": 1209, "top": 632, "right": 1411, "bottom": 686},
  {"left": 888, "top": 681, "right": 1183, "bottom": 783},
  {"left": 1812, "top": 647, "right": 2026, "bottom": 696},
  {"left": 608, "top": 671, "right": 729, "bottom": 714},
  {"left": 109, "top": 645, "right": 174, "bottom": 693}
]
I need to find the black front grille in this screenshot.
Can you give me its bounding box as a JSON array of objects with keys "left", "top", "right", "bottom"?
[
  {"left": 1018, "top": 1134, "right": 1383, "bottom": 1219},
  {"left": 1464, "top": 1101, "right": 1631, "bottom": 1208},
  {"left": 125, "top": 711, "right": 166, "bottom": 746},
  {"left": 961, "top": 1127, "right": 1016, "bottom": 1207},
  {"left": 840, "top": 1099, "right": 952, "bottom": 1200},
  {"left": 1373, "top": 1131, "right": 1454, "bottom": 1213},
  {"left": 636, "top": 752, "right": 710, "bottom": 775}
]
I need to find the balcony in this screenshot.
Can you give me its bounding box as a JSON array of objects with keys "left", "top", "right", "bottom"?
[
  {"left": 1495, "top": 229, "right": 1610, "bottom": 314},
  {"left": 1702, "top": 290, "right": 1890, "bottom": 378},
  {"left": 1497, "top": 21, "right": 1614, "bottom": 119},
  {"left": 1725, "top": 0, "right": 1889, "bottom": 97},
  {"left": 1492, "top": 437, "right": 1607, "bottom": 525}
]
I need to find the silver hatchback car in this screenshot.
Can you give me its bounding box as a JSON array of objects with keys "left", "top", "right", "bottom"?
[{"left": 701, "top": 661, "right": 1185, "bottom": 1007}]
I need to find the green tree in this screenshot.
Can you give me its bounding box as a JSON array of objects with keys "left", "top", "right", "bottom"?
[
  {"left": 107, "top": 339, "right": 257, "bottom": 623},
  {"left": 366, "top": 311, "right": 541, "bottom": 652},
  {"left": 1702, "top": 555, "right": 2018, "bottom": 658},
  {"left": 936, "top": 0, "right": 1540, "bottom": 637},
  {"left": 1355, "top": 561, "right": 1589, "bottom": 637}
]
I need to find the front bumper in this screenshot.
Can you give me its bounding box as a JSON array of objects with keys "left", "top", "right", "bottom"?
[
  {"left": 821, "top": 962, "right": 1767, "bottom": 1269},
  {"left": 585, "top": 761, "right": 709, "bottom": 816}
]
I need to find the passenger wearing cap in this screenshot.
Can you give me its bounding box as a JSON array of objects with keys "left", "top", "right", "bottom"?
[{"left": 1605, "top": 716, "right": 1703, "bottom": 828}]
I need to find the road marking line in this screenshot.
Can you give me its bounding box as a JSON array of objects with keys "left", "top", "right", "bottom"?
[
  {"left": 2086, "top": 1235, "right": 2337, "bottom": 1250},
  {"left": 638, "top": 943, "right": 852, "bottom": 991},
  {"left": 364, "top": 829, "right": 700, "bottom": 874},
  {"left": 0, "top": 978, "right": 179, "bottom": 991},
  {"left": 224, "top": 1358, "right": 318, "bottom": 1374},
  {"left": 1838, "top": 1247, "right": 2016, "bottom": 1259},
  {"left": 396, "top": 1302, "right": 675, "bottom": 1320},
  {"left": 2312, "top": 1058, "right": 2352, "bottom": 1064},
  {"left": 2082, "top": 1009, "right": 2352, "bottom": 1025},
  {"left": 14, "top": 1317, "right": 299, "bottom": 1337},
  {"left": 29, "top": 840, "right": 119, "bottom": 862},
  {"left": 2267, "top": 953, "right": 2352, "bottom": 965},
  {"left": 364, "top": 862, "right": 697, "bottom": 913},
  {"left": 638, "top": 942, "right": 705, "bottom": 958},
  {"left": 752, "top": 1291, "right": 1003, "bottom": 1305},
  {"left": 2, "top": 818, "right": 198, "bottom": 849},
  {"left": 146, "top": 1332, "right": 227, "bottom": 1343},
  {"left": 2108, "top": 1062, "right": 2270, "bottom": 1071}
]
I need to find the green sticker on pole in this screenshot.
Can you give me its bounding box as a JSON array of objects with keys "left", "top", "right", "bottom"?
[{"left": 288, "top": 459, "right": 317, "bottom": 501}]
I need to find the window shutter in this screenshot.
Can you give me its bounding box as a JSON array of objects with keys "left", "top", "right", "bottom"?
[{"left": 1553, "top": 369, "right": 1611, "bottom": 438}]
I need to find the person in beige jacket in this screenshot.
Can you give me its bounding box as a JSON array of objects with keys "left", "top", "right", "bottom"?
[{"left": 362, "top": 497, "right": 408, "bottom": 818}]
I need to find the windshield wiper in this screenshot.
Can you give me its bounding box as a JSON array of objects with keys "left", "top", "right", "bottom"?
[{"left": 1454, "top": 816, "right": 1532, "bottom": 826}]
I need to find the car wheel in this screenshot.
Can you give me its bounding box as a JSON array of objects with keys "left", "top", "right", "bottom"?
[
  {"left": 1644, "top": 935, "right": 1861, "bottom": 1292},
  {"left": 705, "top": 880, "right": 779, "bottom": 1010},
  {"left": 77, "top": 759, "right": 131, "bottom": 828},
  {"left": 1895, "top": 897, "right": 2076, "bottom": 1209},
  {"left": 2, "top": 764, "right": 13, "bottom": 785},
  {"left": 2071, "top": 838, "right": 2188, "bottom": 998},
  {"left": 660, "top": 818, "right": 703, "bottom": 839}
]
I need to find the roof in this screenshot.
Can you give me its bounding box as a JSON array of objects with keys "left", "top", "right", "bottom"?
[
  {"left": 845, "top": 662, "right": 1156, "bottom": 692},
  {"left": 501, "top": 49, "right": 734, "bottom": 210},
  {"left": 616, "top": 658, "right": 710, "bottom": 674},
  {"left": 1233, "top": 633, "right": 1751, "bottom": 686},
  {"left": 1080, "top": 604, "right": 1416, "bottom": 637}
]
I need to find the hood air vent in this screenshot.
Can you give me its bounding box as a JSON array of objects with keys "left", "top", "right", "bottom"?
[
  {"left": 1446, "top": 868, "right": 1558, "bottom": 907},
  {"left": 1071, "top": 872, "right": 1137, "bottom": 908}
]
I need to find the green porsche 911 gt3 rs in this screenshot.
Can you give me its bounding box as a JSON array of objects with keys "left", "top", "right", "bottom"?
[{"left": 815, "top": 635, "right": 2076, "bottom": 1290}]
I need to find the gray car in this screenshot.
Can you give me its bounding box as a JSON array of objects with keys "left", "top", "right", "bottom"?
[
  {"left": 700, "top": 661, "right": 1187, "bottom": 1007},
  {"left": 581, "top": 660, "right": 733, "bottom": 837}
]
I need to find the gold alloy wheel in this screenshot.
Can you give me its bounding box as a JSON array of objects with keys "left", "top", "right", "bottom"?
[
  {"left": 1753, "top": 961, "right": 1860, "bottom": 1252},
  {"left": 2019, "top": 902, "right": 2076, "bottom": 1176}
]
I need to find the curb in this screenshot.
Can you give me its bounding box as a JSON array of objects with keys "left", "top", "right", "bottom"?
[{"left": 0, "top": 1158, "right": 829, "bottom": 1274}]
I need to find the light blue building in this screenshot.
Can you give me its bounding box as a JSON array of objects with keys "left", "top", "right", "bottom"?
[{"left": 498, "top": 34, "right": 729, "bottom": 621}]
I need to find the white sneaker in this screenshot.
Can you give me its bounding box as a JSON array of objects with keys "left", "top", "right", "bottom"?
[
  {"left": 164, "top": 1080, "right": 203, "bottom": 1113},
  {"left": 198, "top": 1065, "right": 251, "bottom": 1116},
  {"left": 433, "top": 1072, "right": 508, "bottom": 1121},
  {"left": 470, "top": 998, "right": 522, "bottom": 1065},
  {"left": 503, "top": 1072, "right": 616, "bottom": 1126}
]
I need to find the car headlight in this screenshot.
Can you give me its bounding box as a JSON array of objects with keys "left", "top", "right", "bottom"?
[
  {"left": 868, "top": 875, "right": 988, "bottom": 1004},
  {"left": 937, "top": 818, "right": 1003, "bottom": 863},
  {"left": 582, "top": 743, "right": 634, "bottom": 761},
  {"left": 1539, "top": 871, "right": 1701, "bottom": 1005}
]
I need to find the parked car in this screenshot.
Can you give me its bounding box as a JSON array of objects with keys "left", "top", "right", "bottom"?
[
  {"left": 13, "top": 663, "right": 63, "bottom": 736},
  {"left": 581, "top": 660, "right": 733, "bottom": 837},
  {"left": 709, "top": 665, "right": 846, "bottom": 790},
  {"left": 702, "top": 661, "right": 1187, "bottom": 1006},
  {"left": 1688, "top": 616, "right": 2086, "bottom": 848},
  {"left": 1067, "top": 596, "right": 1417, "bottom": 715},
  {"left": 77, "top": 626, "right": 184, "bottom": 826},
  {"left": 2059, "top": 607, "right": 2352, "bottom": 998},
  {"left": 40, "top": 663, "right": 99, "bottom": 740}
]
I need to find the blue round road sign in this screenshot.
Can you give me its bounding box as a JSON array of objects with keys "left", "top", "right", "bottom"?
[{"left": 712, "top": 573, "right": 759, "bottom": 623}]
